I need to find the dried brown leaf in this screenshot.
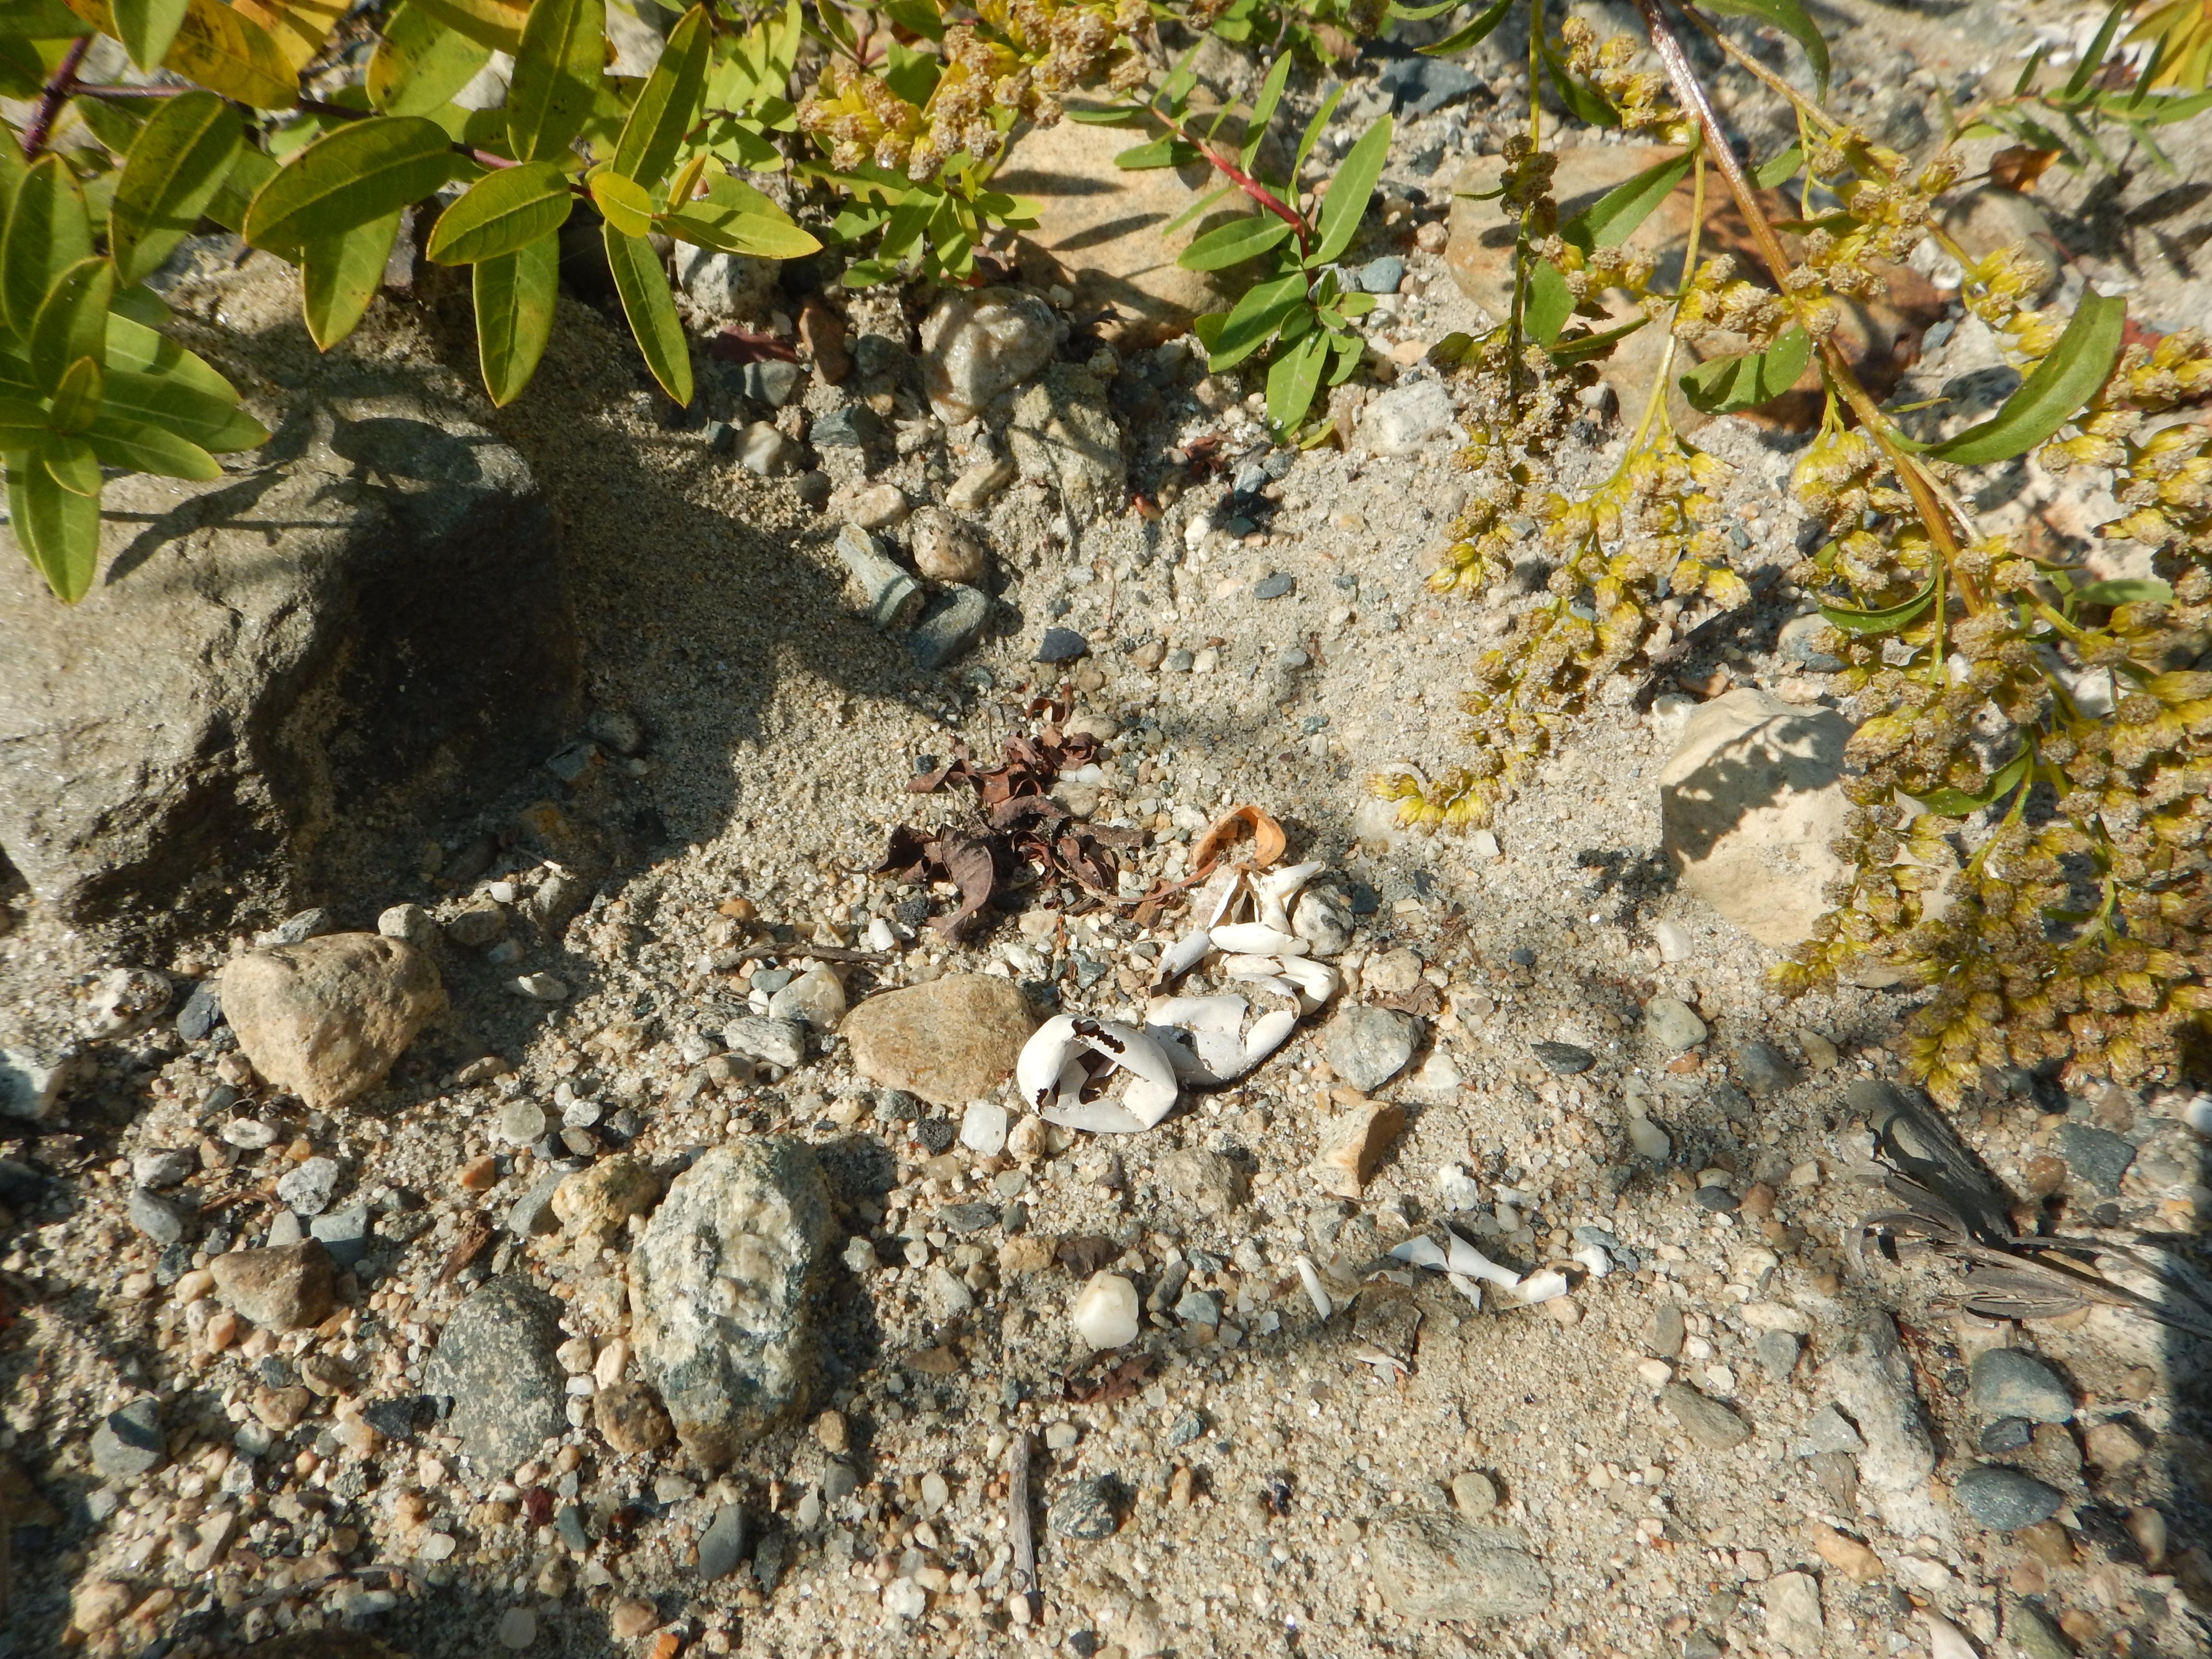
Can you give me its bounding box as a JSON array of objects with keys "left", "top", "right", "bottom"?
[{"left": 1063, "top": 1351, "right": 1154, "bottom": 1404}]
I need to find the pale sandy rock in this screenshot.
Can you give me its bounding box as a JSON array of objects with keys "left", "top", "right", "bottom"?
[
  {"left": 220, "top": 933, "right": 444, "bottom": 1110},
  {"left": 1312, "top": 1098, "right": 1406, "bottom": 1199},
  {"left": 841, "top": 975, "right": 1036, "bottom": 1107}
]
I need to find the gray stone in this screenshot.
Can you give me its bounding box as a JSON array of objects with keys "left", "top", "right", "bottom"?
[
  {"left": 1733, "top": 1041, "right": 1798, "bottom": 1095},
  {"left": 1819, "top": 1318, "right": 1936, "bottom": 1515},
  {"left": 938, "top": 1201, "right": 998, "bottom": 1234},
  {"left": 132, "top": 1149, "right": 195, "bottom": 1190},
  {"left": 1776, "top": 612, "right": 1842, "bottom": 672},
  {"left": 1290, "top": 888, "right": 1354, "bottom": 956},
  {"left": 1166, "top": 1409, "right": 1206, "bottom": 1448},
  {"left": 2055, "top": 1122, "right": 2134, "bottom": 1196},
  {"left": 1158, "top": 1149, "right": 1245, "bottom": 1211},
  {"left": 908, "top": 584, "right": 993, "bottom": 672},
  {"left": 128, "top": 1187, "right": 186, "bottom": 1245},
  {"left": 264, "top": 907, "right": 337, "bottom": 946},
  {"left": 632, "top": 1137, "right": 833, "bottom": 1468},
  {"left": 0, "top": 1045, "right": 73, "bottom": 1121},
  {"left": 0, "top": 382, "right": 572, "bottom": 926},
  {"left": 741, "top": 359, "right": 806, "bottom": 407},
  {"left": 1804, "top": 1403, "right": 1865, "bottom": 1455},
  {"left": 1530, "top": 1040, "right": 1595, "bottom": 1075},
  {"left": 1369, "top": 1515, "right": 1551, "bottom": 1620},
  {"left": 276, "top": 1156, "right": 340, "bottom": 1217},
  {"left": 308, "top": 1204, "right": 373, "bottom": 1268},
  {"left": 1646, "top": 1305, "right": 1685, "bottom": 1358},
  {"left": 175, "top": 981, "right": 224, "bottom": 1042},
  {"left": 444, "top": 903, "right": 506, "bottom": 948},
  {"left": 1048, "top": 1475, "right": 1123, "bottom": 1540},
  {"left": 721, "top": 1016, "right": 809, "bottom": 1070},
  {"left": 1354, "top": 256, "right": 1406, "bottom": 295},
  {"left": 1762, "top": 1571, "right": 1825, "bottom": 1655},
  {"left": 1036, "top": 627, "right": 1089, "bottom": 663},
  {"left": 1323, "top": 1004, "right": 1420, "bottom": 1093},
  {"left": 811, "top": 404, "right": 883, "bottom": 448},
  {"left": 1008, "top": 362, "right": 1126, "bottom": 518},
  {"left": 738, "top": 421, "right": 802, "bottom": 477},
  {"left": 1251, "top": 572, "right": 1294, "bottom": 600},
  {"left": 1980, "top": 1417, "right": 2034, "bottom": 1455},
  {"left": 1971, "top": 1349, "right": 2073, "bottom": 1424},
  {"left": 1644, "top": 996, "right": 1707, "bottom": 1051},
  {"left": 221, "top": 935, "right": 445, "bottom": 1112},
  {"left": 697, "top": 1502, "right": 748, "bottom": 1579},
  {"left": 375, "top": 903, "right": 440, "bottom": 949},
  {"left": 672, "top": 245, "right": 778, "bottom": 320},
  {"left": 1361, "top": 380, "right": 1455, "bottom": 456},
  {"left": 920, "top": 288, "right": 1061, "bottom": 424},
  {"left": 92, "top": 1397, "right": 166, "bottom": 1481},
  {"left": 1377, "top": 56, "right": 1482, "bottom": 116},
  {"left": 832, "top": 524, "right": 925, "bottom": 633},
  {"left": 1660, "top": 690, "right": 1855, "bottom": 951},
  {"left": 422, "top": 1277, "right": 567, "bottom": 1474},
  {"left": 265, "top": 1209, "right": 305, "bottom": 1247},
  {"left": 1955, "top": 1465, "right": 2064, "bottom": 1532},
  {"left": 2004, "top": 1599, "right": 2076, "bottom": 1659},
  {"left": 1661, "top": 1384, "right": 1751, "bottom": 1450},
  {"left": 1757, "top": 1329, "right": 1803, "bottom": 1381}
]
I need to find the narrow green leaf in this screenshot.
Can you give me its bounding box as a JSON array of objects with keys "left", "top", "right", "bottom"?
[
  {"left": 879, "top": 0, "right": 940, "bottom": 39},
  {"left": 243, "top": 116, "right": 461, "bottom": 257},
  {"left": 1114, "top": 136, "right": 1192, "bottom": 170},
  {"left": 2, "top": 155, "right": 92, "bottom": 339},
  {"left": 47, "top": 354, "right": 102, "bottom": 433},
  {"left": 473, "top": 228, "right": 557, "bottom": 405},
  {"left": 2012, "top": 42, "right": 2048, "bottom": 97},
  {"left": 84, "top": 413, "right": 218, "bottom": 479},
  {"left": 37, "top": 430, "right": 100, "bottom": 494},
  {"left": 111, "top": 0, "right": 187, "bottom": 69},
  {"left": 7, "top": 451, "right": 102, "bottom": 601},
  {"left": 1178, "top": 213, "right": 1293, "bottom": 271},
  {"left": 1241, "top": 51, "right": 1292, "bottom": 169},
  {"left": 1419, "top": 0, "right": 1513, "bottom": 57},
  {"left": 1701, "top": 0, "right": 1829, "bottom": 95},
  {"left": 1678, "top": 324, "right": 1811, "bottom": 414},
  {"left": 2062, "top": 0, "right": 2127, "bottom": 100},
  {"left": 1265, "top": 327, "right": 1328, "bottom": 433},
  {"left": 2073, "top": 577, "right": 2175, "bottom": 608},
  {"left": 0, "top": 0, "right": 90, "bottom": 38},
  {"left": 1207, "top": 271, "right": 1308, "bottom": 371},
  {"left": 1561, "top": 148, "right": 1693, "bottom": 252},
  {"left": 1546, "top": 313, "right": 1648, "bottom": 365},
  {"left": 1916, "top": 749, "right": 2032, "bottom": 817},
  {"left": 508, "top": 0, "right": 604, "bottom": 163},
  {"left": 1162, "top": 182, "right": 1233, "bottom": 236},
  {"left": 1326, "top": 329, "right": 1363, "bottom": 385},
  {"left": 1310, "top": 116, "right": 1391, "bottom": 266},
  {"left": 426, "top": 160, "right": 572, "bottom": 263},
  {"left": 881, "top": 36, "right": 938, "bottom": 107},
  {"left": 1542, "top": 45, "right": 1619, "bottom": 127},
  {"left": 1292, "top": 86, "right": 1343, "bottom": 187},
  {"left": 1927, "top": 290, "right": 2127, "bottom": 466},
  {"left": 604, "top": 221, "right": 690, "bottom": 405},
  {"left": 202, "top": 146, "right": 276, "bottom": 235},
  {"left": 1754, "top": 141, "right": 1803, "bottom": 189},
  {"left": 29, "top": 257, "right": 112, "bottom": 393},
  {"left": 661, "top": 200, "right": 822, "bottom": 258},
  {"left": 1820, "top": 578, "right": 1937, "bottom": 634},
  {"left": 101, "top": 312, "right": 235, "bottom": 401},
  {"left": 300, "top": 211, "right": 402, "bottom": 351},
  {"left": 613, "top": 3, "right": 709, "bottom": 184},
  {"left": 368, "top": 0, "right": 493, "bottom": 115},
  {"left": 111, "top": 90, "right": 242, "bottom": 287},
  {"left": 1525, "top": 258, "right": 1573, "bottom": 344},
  {"left": 100, "top": 366, "right": 264, "bottom": 449},
  {"left": 0, "top": 393, "right": 43, "bottom": 445},
  {"left": 1388, "top": 0, "right": 1470, "bottom": 17}
]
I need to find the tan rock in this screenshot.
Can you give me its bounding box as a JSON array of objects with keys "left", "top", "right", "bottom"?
[
  {"left": 594, "top": 1380, "right": 674, "bottom": 1455},
  {"left": 610, "top": 1599, "right": 660, "bottom": 1640},
  {"left": 252, "top": 1383, "right": 314, "bottom": 1432},
  {"left": 908, "top": 505, "right": 986, "bottom": 586},
  {"left": 552, "top": 1155, "right": 661, "bottom": 1244},
  {"left": 841, "top": 975, "right": 1036, "bottom": 1107},
  {"left": 220, "top": 933, "right": 444, "bottom": 1110},
  {"left": 998, "top": 1234, "right": 1057, "bottom": 1279},
  {"left": 72, "top": 1577, "right": 135, "bottom": 1635},
  {"left": 1001, "top": 115, "right": 1263, "bottom": 349},
  {"left": 1814, "top": 1524, "right": 1887, "bottom": 1583},
  {"left": 1312, "top": 1098, "right": 1406, "bottom": 1199},
  {"left": 209, "top": 1240, "right": 335, "bottom": 1330},
  {"left": 1658, "top": 688, "right": 1852, "bottom": 951}
]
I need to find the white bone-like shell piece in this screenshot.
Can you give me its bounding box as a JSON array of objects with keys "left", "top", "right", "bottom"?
[
  {"left": 1146, "top": 994, "right": 1248, "bottom": 1034},
  {"left": 1156, "top": 928, "right": 1213, "bottom": 984},
  {"left": 1274, "top": 958, "right": 1341, "bottom": 1011},
  {"left": 1390, "top": 1236, "right": 1448, "bottom": 1270},
  {"left": 1445, "top": 1232, "right": 1522, "bottom": 1290},
  {"left": 1023, "top": 1016, "right": 1180, "bottom": 1130},
  {"left": 1209, "top": 922, "right": 1309, "bottom": 957},
  {"left": 1226, "top": 971, "right": 1300, "bottom": 1002},
  {"left": 1052, "top": 1053, "right": 1089, "bottom": 1109},
  {"left": 1446, "top": 1272, "right": 1484, "bottom": 1310},
  {"left": 1238, "top": 1008, "right": 1298, "bottom": 1071},
  {"left": 1573, "top": 1244, "right": 1612, "bottom": 1279},
  {"left": 1193, "top": 1028, "right": 1248, "bottom": 1079},
  {"left": 1253, "top": 861, "right": 1325, "bottom": 929},
  {"left": 1516, "top": 1269, "right": 1571, "bottom": 1305},
  {"left": 1199, "top": 867, "right": 1248, "bottom": 930},
  {"left": 1219, "top": 952, "right": 1289, "bottom": 976},
  {"left": 1042, "top": 1097, "right": 1150, "bottom": 1134},
  {"left": 1147, "top": 1026, "right": 1218, "bottom": 1084},
  {"left": 1293, "top": 1255, "right": 1333, "bottom": 1320},
  {"left": 1016, "top": 1014, "right": 1080, "bottom": 1109}
]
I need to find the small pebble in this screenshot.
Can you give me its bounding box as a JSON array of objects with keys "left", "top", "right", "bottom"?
[
  {"left": 1954, "top": 1465, "right": 2064, "bottom": 1532},
  {"left": 496, "top": 1607, "right": 537, "bottom": 1649},
  {"left": 1071, "top": 1272, "right": 1139, "bottom": 1349}
]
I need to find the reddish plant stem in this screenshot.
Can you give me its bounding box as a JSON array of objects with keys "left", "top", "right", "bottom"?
[
  {"left": 1148, "top": 104, "right": 1309, "bottom": 256},
  {"left": 21, "top": 35, "right": 93, "bottom": 158}
]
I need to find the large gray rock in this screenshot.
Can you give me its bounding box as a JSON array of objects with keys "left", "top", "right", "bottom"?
[
  {"left": 1819, "top": 1314, "right": 1940, "bottom": 1534},
  {"left": 221, "top": 934, "right": 444, "bottom": 1110},
  {"left": 0, "top": 362, "right": 575, "bottom": 926},
  {"left": 1369, "top": 1515, "right": 1551, "bottom": 1620},
  {"left": 1007, "top": 363, "right": 1126, "bottom": 520},
  {"left": 423, "top": 1277, "right": 568, "bottom": 1475},
  {"left": 631, "top": 1137, "right": 833, "bottom": 1468},
  {"left": 1659, "top": 689, "right": 1853, "bottom": 950}
]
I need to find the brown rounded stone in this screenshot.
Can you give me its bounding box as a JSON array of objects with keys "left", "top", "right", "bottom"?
[
  {"left": 595, "top": 1379, "right": 674, "bottom": 1455},
  {"left": 220, "top": 933, "right": 445, "bottom": 1110},
  {"left": 840, "top": 975, "right": 1035, "bottom": 1108},
  {"left": 209, "top": 1241, "right": 335, "bottom": 1331}
]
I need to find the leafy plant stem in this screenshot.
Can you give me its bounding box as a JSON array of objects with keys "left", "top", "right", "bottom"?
[
  {"left": 1506, "top": 0, "right": 1544, "bottom": 396},
  {"left": 1626, "top": 148, "right": 1704, "bottom": 449},
  {"left": 21, "top": 35, "right": 93, "bottom": 159},
  {"left": 1149, "top": 102, "right": 1310, "bottom": 256}
]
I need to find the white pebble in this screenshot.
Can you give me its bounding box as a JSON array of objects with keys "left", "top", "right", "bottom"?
[
  {"left": 1627, "top": 1115, "right": 1672, "bottom": 1160},
  {"left": 885, "top": 1579, "right": 929, "bottom": 1619},
  {"left": 960, "top": 1099, "right": 1010, "bottom": 1156},
  {"left": 511, "top": 973, "right": 569, "bottom": 1002},
  {"left": 1293, "top": 1255, "right": 1333, "bottom": 1320},
  {"left": 1070, "top": 1272, "right": 1140, "bottom": 1349},
  {"left": 1516, "top": 1269, "right": 1570, "bottom": 1305},
  {"left": 1652, "top": 919, "right": 1693, "bottom": 963},
  {"left": 1437, "top": 1164, "right": 1484, "bottom": 1212}
]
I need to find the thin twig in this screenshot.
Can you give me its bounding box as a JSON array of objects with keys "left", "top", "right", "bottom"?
[
  {"left": 1007, "top": 1431, "right": 1038, "bottom": 1623},
  {"left": 21, "top": 36, "right": 93, "bottom": 159}
]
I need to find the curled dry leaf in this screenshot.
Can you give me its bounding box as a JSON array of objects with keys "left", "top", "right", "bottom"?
[
  {"left": 1063, "top": 1350, "right": 1154, "bottom": 1405},
  {"left": 1190, "top": 804, "right": 1286, "bottom": 877},
  {"left": 1988, "top": 145, "right": 2061, "bottom": 192}
]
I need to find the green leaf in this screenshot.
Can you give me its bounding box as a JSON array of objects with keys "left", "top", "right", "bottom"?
[
  {"left": 1207, "top": 272, "right": 1309, "bottom": 371},
  {"left": 0, "top": 35, "right": 41, "bottom": 95},
  {"left": 881, "top": 37, "right": 938, "bottom": 106},
  {"left": 100, "top": 366, "right": 264, "bottom": 449},
  {"left": 48, "top": 353, "right": 101, "bottom": 433},
  {"left": 660, "top": 167, "right": 819, "bottom": 258},
  {"left": 1546, "top": 313, "right": 1648, "bottom": 365},
  {"left": 508, "top": 0, "right": 604, "bottom": 163},
  {"left": 1927, "top": 290, "right": 2127, "bottom": 467},
  {"left": 110, "top": 90, "right": 243, "bottom": 286},
  {"left": 243, "top": 115, "right": 461, "bottom": 257},
  {"left": 2073, "top": 577, "right": 2174, "bottom": 608},
  {"left": 613, "top": 2, "right": 708, "bottom": 184},
  {"left": 1310, "top": 116, "right": 1390, "bottom": 266},
  {"left": 1291, "top": 86, "right": 1343, "bottom": 187},
  {"left": 604, "top": 221, "right": 690, "bottom": 404},
  {"left": 299, "top": 211, "right": 401, "bottom": 350},
  {"left": 1754, "top": 141, "right": 1803, "bottom": 189},
  {"left": 8, "top": 449, "right": 102, "bottom": 601},
  {"left": 1265, "top": 327, "right": 1328, "bottom": 433},
  {"left": 0, "top": 393, "right": 43, "bottom": 445},
  {"left": 36, "top": 430, "right": 100, "bottom": 494},
  {"left": 1178, "top": 213, "right": 1293, "bottom": 271},
  {"left": 2, "top": 155, "right": 92, "bottom": 339},
  {"left": 1679, "top": 324, "right": 1810, "bottom": 413},
  {"left": 473, "top": 228, "right": 557, "bottom": 405},
  {"left": 83, "top": 412, "right": 218, "bottom": 478},
  {"left": 879, "top": 0, "right": 940, "bottom": 39},
  {"left": 0, "top": 0, "right": 91, "bottom": 37},
  {"left": 1820, "top": 578, "right": 1937, "bottom": 635},
  {"left": 1419, "top": 0, "right": 1513, "bottom": 57},
  {"left": 29, "top": 257, "right": 112, "bottom": 392},
  {"left": 1114, "top": 136, "right": 1194, "bottom": 170},
  {"left": 1915, "top": 748, "right": 2032, "bottom": 817},
  {"left": 1525, "top": 258, "right": 1573, "bottom": 344},
  {"left": 1542, "top": 44, "right": 1619, "bottom": 127},
  {"left": 202, "top": 145, "right": 276, "bottom": 235},
  {"left": 100, "top": 311, "right": 234, "bottom": 401},
  {"left": 427, "top": 160, "right": 572, "bottom": 262},
  {"left": 1701, "top": 0, "right": 1829, "bottom": 96},
  {"left": 111, "top": 0, "right": 187, "bottom": 70},
  {"left": 368, "top": 0, "right": 493, "bottom": 115},
  {"left": 1241, "top": 51, "right": 1292, "bottom": 169},
  {"left": 2062, "top": 0, "right": 2127, "bottom": 100},
  {"left": 1560, "top": 147, "right": 1693, "bottom": 252}
]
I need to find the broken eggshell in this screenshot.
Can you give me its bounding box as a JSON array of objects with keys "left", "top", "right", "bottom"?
[{"left": 1018, "top": 1015, "right": 1180, "bottom": 1134}]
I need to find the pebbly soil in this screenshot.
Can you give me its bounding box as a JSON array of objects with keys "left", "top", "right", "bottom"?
[{"left": 2, "top": 0, "right": 2211, "bottom": 1656}]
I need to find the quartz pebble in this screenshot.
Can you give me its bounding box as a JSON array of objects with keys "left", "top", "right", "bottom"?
[{"left": 1071, "top": 1271, "right": 1140, "bottom": 1349}]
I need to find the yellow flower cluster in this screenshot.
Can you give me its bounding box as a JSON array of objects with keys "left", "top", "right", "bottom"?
[
  {"left": 1670, "top": 254, "right": 1789, "bottom": 349},
  {"left": 1559, "top": 17, "right": 1693, "bottom": 142}
]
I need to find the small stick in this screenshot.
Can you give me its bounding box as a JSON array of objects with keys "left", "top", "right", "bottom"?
[{"left": 1007, "top": 1431, "right": 1038, "bottom": 1626}]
